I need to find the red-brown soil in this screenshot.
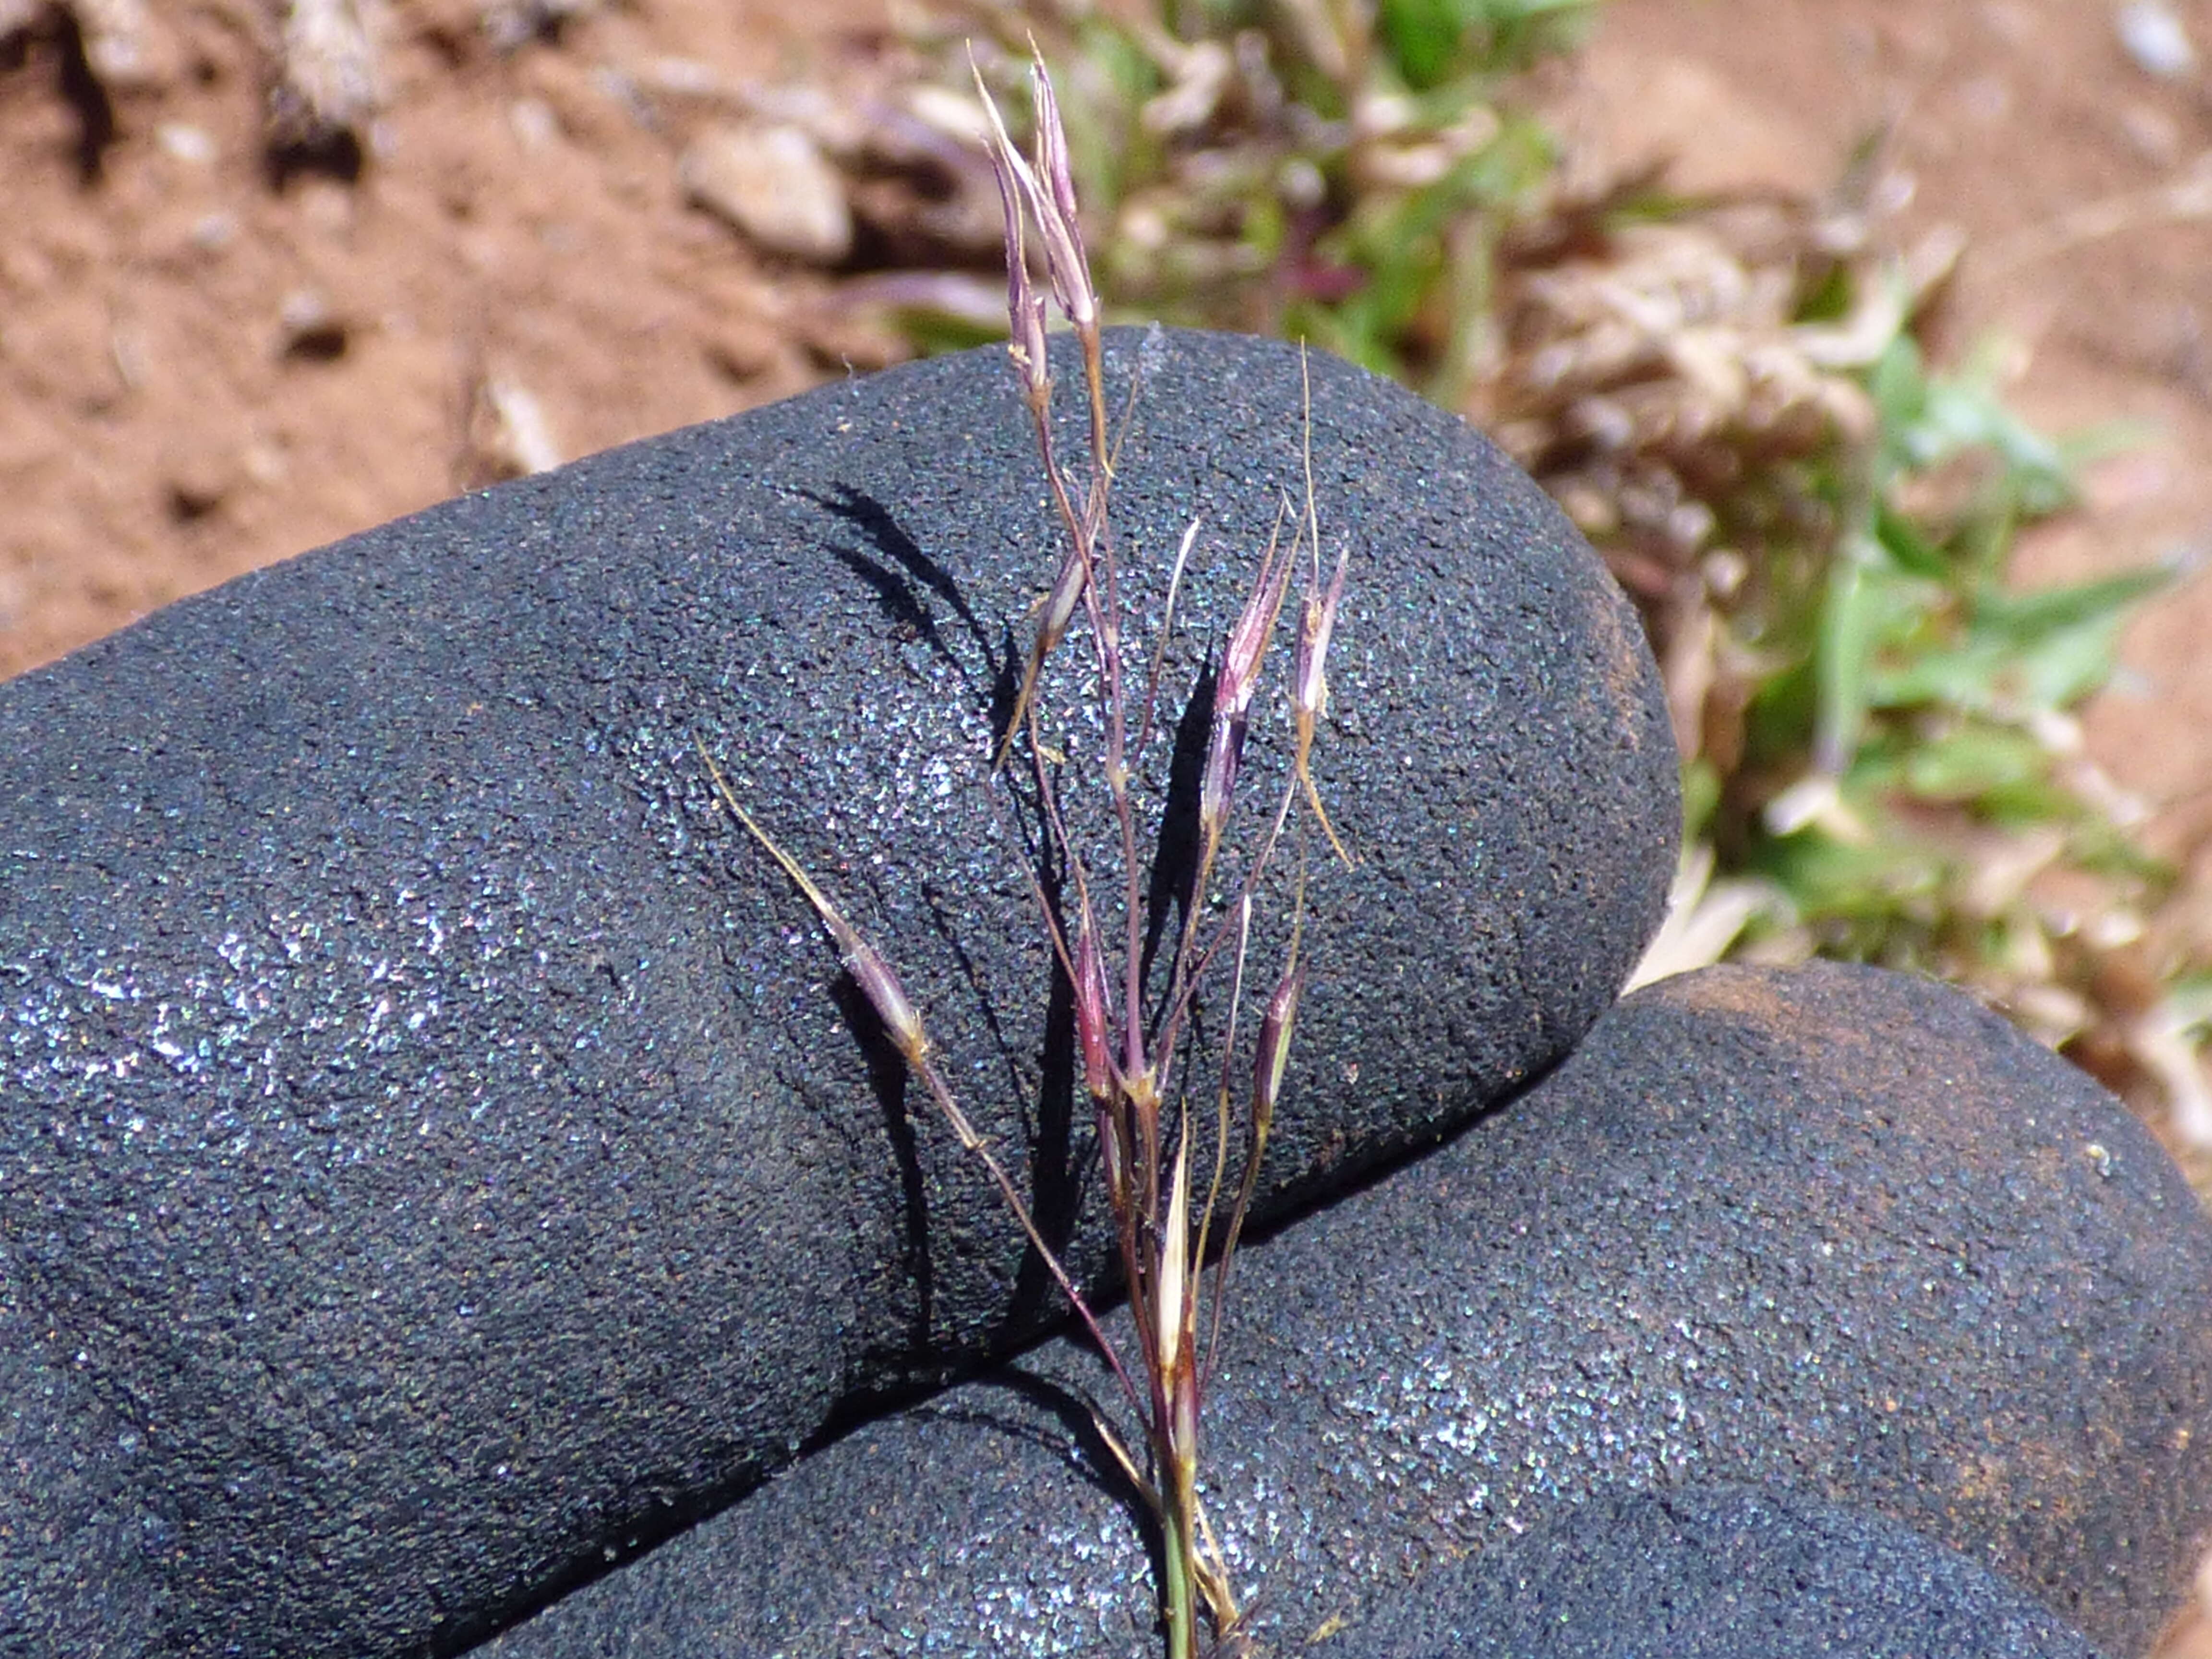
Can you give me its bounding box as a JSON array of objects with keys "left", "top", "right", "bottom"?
[{"left": 0, "top": 0, "right": 894, "bottom": 680}]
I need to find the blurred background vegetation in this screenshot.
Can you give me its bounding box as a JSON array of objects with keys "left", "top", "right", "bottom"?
[{"left": 871, "top": 0, "right": 2210, "bottom": 1191}]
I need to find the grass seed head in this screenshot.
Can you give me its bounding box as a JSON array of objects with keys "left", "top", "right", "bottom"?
[
  {"left": 970, "top": 48, "right": 1096, "bottom": 338},
  {"left": 1039, "top": 535, "right": 1091, "bottom": 655},
  {"left": 1291, "top": 543, "right": 1357, "bottom": 866},
  {"left": 971, "top": 55, "right": 1053, "bottom": 405},
  {"left": 1026, "top": 49, "right": 1096, "bottom": 329},
  {"left": 842, "top": 935, "right": 929, "bottom": 1067},
  {"left": 1293, "top": 544, "right": 1347, "bottom": 733},
  {"left": 1219, "top": 520, "right": 1294, "bottom": 726},
  {"left": 1252, "top": 959, "right": 1305, "bottom": 1140},
  {"left": 1199, "top": 522, "right": 1296, "bottom": 842},
  {"left": 1011, "top": 288, "right": 1052, "bottom": 407},
  {"left": 1074, "top": 920, "right": 1115, "bottom": 1106},
  {"left": 1198, "top": 711, "right": 1248, "bottom": 852}
]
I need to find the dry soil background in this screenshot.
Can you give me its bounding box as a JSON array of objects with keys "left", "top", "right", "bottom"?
[
  {"left": 5, "top": 0, "right": 2212, "bottom": 1650},
  {"left": 0, "top": 0, "right": 891, "bottom": 680}
]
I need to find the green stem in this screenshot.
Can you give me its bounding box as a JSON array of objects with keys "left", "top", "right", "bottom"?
[
  {"left": 1158, "top": 1351, "right": 1207, "bottom": 1659},
  {"left": 1159, "top": 1487, "right": 1197, "bottom": 1659}
]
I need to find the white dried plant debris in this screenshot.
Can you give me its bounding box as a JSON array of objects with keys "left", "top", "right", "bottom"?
[
  {"left": 478, "top": 0, "right": 593, "bottom": 54},
  {"left": 155, "top": 121, "right": 218, "bottom": 163},
  {"left": 274, "top": 287, "right": 351, "bottom": 359},
  {"left": 505, "top": 96, "right": 558, "bottom": 150},
  {"left": 628, "top": 60, "right": 868, "bottom": 157},
  {"left": 1476, "top": 180, "right": 1918, "bottom": 803},
  {"left": 1, "top": 0, "right": 175, "bottom": 88},
  {"left": 856, "top": 83, "right": 1004, "bottom": 253},
  {"left": 1984, "top": 151, "right": 2212, "bottom": 276},
  {"left": 680, "top": 122, "right": 854, "bottom": 265},
  {"left": 615, "top": 50, "right": 1002, "bottom": 262},
  {"left": 74, "top": 0, "right": 166, "bottom": 87},
  {"left": 268, "top": 0, "right": 381, "bottom": 149},
  {"left": 1625, "top": 842, "right": 1787, "bottom": 992},
  {"left": 2116, "top": 0, "right": 2198, "bottom": 79},
  {"left": 1495, "top": 212, "right": 1872, "bottom": 587},
  {"left": 469, "top": 378, "right": 560, "bottom": 481},
  {"left": 902, "top": 80, "right": 988, "bottom": 149},
  {"left": 1139, "top": 36, "right": 1234, "bottom": 136},
  {"left": 2126, "top": 1001, "right": 2212, "bottom": 1150}
]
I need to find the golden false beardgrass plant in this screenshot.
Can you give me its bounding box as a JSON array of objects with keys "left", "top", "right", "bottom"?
[{"left": 704, "top": 49, "right": 1354, "bottom": 1659}]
